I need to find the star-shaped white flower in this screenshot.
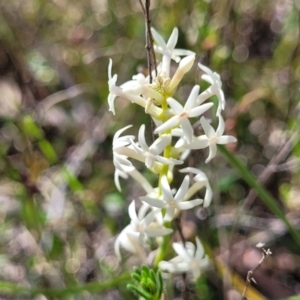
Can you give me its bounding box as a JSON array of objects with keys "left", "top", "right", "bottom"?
[
  {"left": 151, "top": 27, "right": 195, "bottom": 77},
  {"left": 114, "top": 201, "right": 172, "bottom": 260},
  {"left": 159, "top": 237, "right": 209, "bottom": 281},
  {"left": 197, "top": 63, "right": 225, "bottom": 116},
  {"left": 154, "top": 85, "right": 213, "bottom": 143},
  {"left": 140, "top": 175, "right": 203, "bottom": 221},
  {"left": 189, "top": 115, "right": 237, "bottom": 163},
  {"left": 113, "top": 125, "right": 135, "bottom": 172},
  {"left": 180, "top": 167, "right": 212, "bottom": 207},
  {"left": 131, "top": 124, "right": 183, "bottom": 168}
]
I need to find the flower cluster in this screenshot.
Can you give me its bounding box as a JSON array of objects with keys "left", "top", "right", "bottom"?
[{"left": 108, "top": 27, "right": 236, "bottom": 280}]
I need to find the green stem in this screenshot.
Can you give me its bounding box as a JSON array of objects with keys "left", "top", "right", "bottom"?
[
  {"left": 0, "top": 272, "right": 131, "bottom": 297},
  {"left": 218, "top": 145, "right": 300, "bottom": 247},
  {"left": 153, "top": 222, "right": 171, "bottom": 268}
]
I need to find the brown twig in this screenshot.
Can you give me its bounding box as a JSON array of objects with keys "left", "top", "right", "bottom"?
[
  {"left": 138, "top": 0, "right": 157, "bottom": 83},
  {"left": 241, "top": 244, "right": 272, "bottom": 300}
]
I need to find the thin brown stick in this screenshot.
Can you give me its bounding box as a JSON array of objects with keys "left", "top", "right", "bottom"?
[
  {"left": 138, "top": 0, "right": 157, "bottom": 83},
  {"left": 241, "top": 245, "right": 272, "bottom": 300}
]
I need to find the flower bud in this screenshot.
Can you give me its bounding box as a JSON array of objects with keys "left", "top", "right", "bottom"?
[{"left": 167, "top": 55, "right": 195, "bottom": 93}]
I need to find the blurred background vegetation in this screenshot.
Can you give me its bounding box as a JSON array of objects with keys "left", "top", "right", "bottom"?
[{"left": 0, "top": 0, "right": 300, "bottom": 299}]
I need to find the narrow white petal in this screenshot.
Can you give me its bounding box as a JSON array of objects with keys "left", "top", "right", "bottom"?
[
  {"left": 198, "top": 63, "right": 213, "bottom": 78},
  {"left": 108, "top": 58, "right": 113, "bottom": 80},
  {"left": 175, "top": 175, "right": 190, "bottom": 201},
  {"left": 138, "top": 124, "right": 149, "bottom": 151},
  {"left": 200, "top": 116, "right": 216, "bottom": 138},
  {"left": 108, "top": 93, "right": 116, "bottom": 115},
  {"left": 172, "top": 49, "right": 196, "bottom": 57},
  {"left": 217, "top": 136, "right": 237, "bottom": 144},
  {"left": 145, "top": 156, "right": 155, "bottom": 168},
  {"left": 128, "top": 201, "right": 138, "bottom": 223},
  {"left": 205, "top": 144, "right": 217, "bottom": 163},
  {"left": 145, "top": 228, "right": 173, "bottom": 237},
  {"left": 204, "top": 185, "right": 213, "bottom": 207},
  {"left": 154, "top": 116, "right": 180, "bottom": 134},
  {"left": 188, "top": 137, "right": 209, "bottom": 149},
  {"left": 177, "top": 199, "right": 203, "bottom": 210},
  {"left": 216, "top": 115, "right": 225, "bottom": 137},
  {"left": 180, "top": 118, "right": 193, "bottom": 144},
  {"left": 188, "top": 102, "right": 213, "bottom": 118},
  {"left": 143, "top": 209, "right": 157, "bottom": 226},
  {"left": 159, "top": 261, "right": 189, "bottom": 273},
  {"left": 156, "top": 156, "right": 183, "bottom": 165},
  {"left": 164, "top": 207, "right": 176, "bottom": 221},
  {"left": 161, "top": 176, "right": 173, "bottom": 201},
  {"left": 130, "top": 140, "right": 145, "bottom": 156},
  {"left": 113, "top": 125, "right": 133, "bottom": 142},
  {"left": 167, "top": 97, "right": 184, "bottom": 115},
  {"left": 151, "top": 27, "right": 167, "bottom": 49},
  {"left": 167, "top": 27, "right": 178, "bottom": 51},
  {"left": 150, "top": 135, "right": 171, "bottom": 155},
  {"left": 195, "top": 237, "right": 205, "bottom": 259},
  {"left": 185, "top": 85, "right": 200, "bottom": 111},
  {"left": 173, "top": 243, "right": 192, "bottom": 262},
  {"left": 140, "top": 196, "right": 166, "bottom": 209}
]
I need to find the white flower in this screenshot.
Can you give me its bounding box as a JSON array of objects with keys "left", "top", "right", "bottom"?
[
  {"left": 140, "top": 175, "right": 203, "bottom": 221},
  {"left": 108, "top": 59, "right": 163, "bottom": 118},
  {"left": 180, "top": 167, "right": 212, "bottom": 207},
  {"left": 108, "top": 59, "right": 118, "bottom": 115},
  {"left": 159, "top": 237, "right": 209, "bottom": 281},
  {"left": 197, "top": 63, "right": 225, "bottom": 116},
  {"left": 189, "top": 115, "right": 237, "bottom": 163},
  {"left": 131, "top": 124, "right": 183, "bottom": 168},
  {"left": 113, "top": 125, "right": 135, "bottom": 172},
  {"left": 114, "top": 201, "right": 172, "bottom": 260},
  {"left": 151, "top": 27, "right": 195, "bottom": 77},
  {"left": 154, "top": 85, "right": 213, "bottom": 143}
]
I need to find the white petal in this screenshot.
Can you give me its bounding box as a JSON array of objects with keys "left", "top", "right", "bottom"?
[
  {"left": 108, "top": 93, "right": 116, "bottom": 115},
  {"left": 143, "top": 209, "right": 157, "bottom": 226},
  {"left": 156, "top": 156, "right": 183, "bottom": 165},
  {"left": 108, "top": 58, "right": 113, "bottom": 80},
  {"left": 177, "top": 199, "right": 203, "bottom": 210},
  {"left": 195, "top": 237, "right": 205, "bottom": 259},
  {"left": 113, "top": 125, "right": 133, "bottom": 142},
  {"left": 180, "top": 118, "right": 193, "bottom": 144},
  {"left": 205, "top": 144, "right": 217, "bottom": 163},
  {"left": 145, "top": 228, "right": 173, "bottom": 237},
  {"left": 145, "top": 156, "right": 155, "bottom": 168},
  {"left": 161, "top": 176, "right": 173, "bottom": 201},
  {"left": 188, "top": 102, "right": 213, "bottom": 118},
  {"left": 150, "top": 135, "right": 171, "bottom": 155},
  {"left": 173, "top": 243, "right": 192, "bottom": 262},
  {"left": 216, "top": 115, "right": 225, "bottom": 137},
  {"left": 175, "top": 175, "right": 189, "bottom": 201},
  {"left": 154, "top": 116, "right": 180, "bottom": 134},
  {"left": 200, "top": 116, "right": 216, "bottom": 138},
  {"left": 140, "top": 196, "right": 166, "bottom": 209},
  {"left": 204, "top": 185, "right": 213, "bottom": 207},
  {"left": 130, "top": 140, "right": 145, "bottom": 156},
  {"left": 167, "top": 27, "right": 178, "bottom": 51},
  {"left": 159, "top": 261, "right": 189, "bottom": 273},
  {"left": 189, "top": 136, "right": 209, "bottom": 149},
  {"left": 217, "top": 136, "right": 237, "bottom": 144},
  {"left": 128, "top": 201, "right": 138, "bottom": 223},
  {"left": 167, "top": 97, "right": 184, "bottom": 115},
  {"left": 184, "top": 85, "right": 200, "bottom": 111},
  {"left": 164, "top": 207, "right": 176, "bottom": 221},
  {"left": 151, "top": 27, "right": 167, "bottom": 49},
  {"left": 138, "top": 124, "right": 149, "bottom": 151}
]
